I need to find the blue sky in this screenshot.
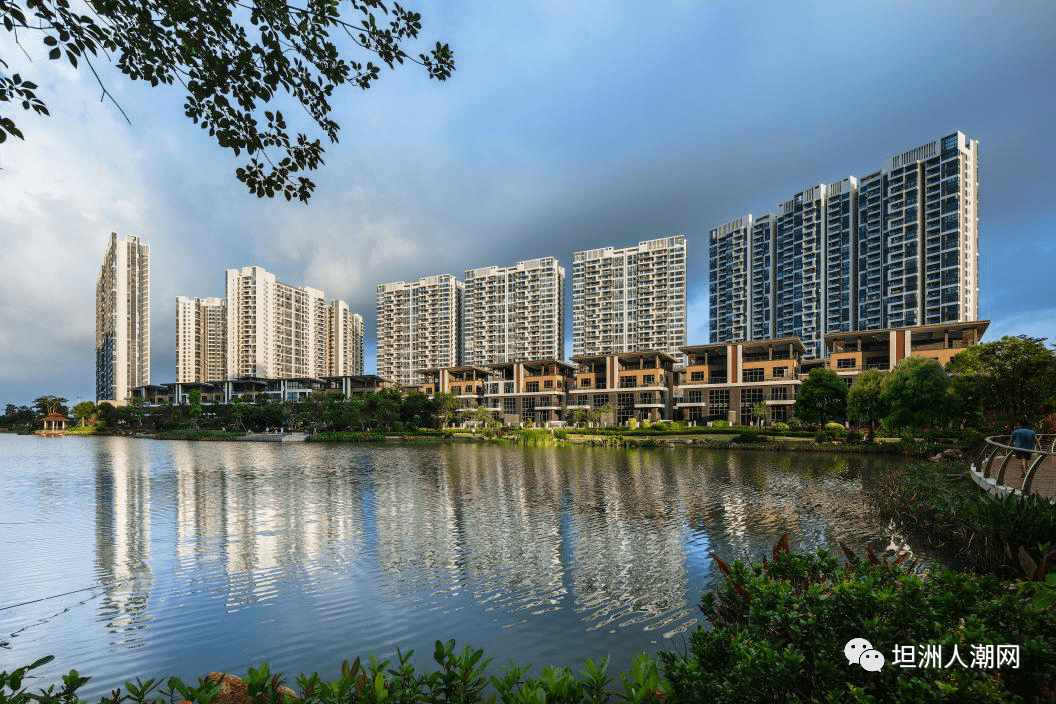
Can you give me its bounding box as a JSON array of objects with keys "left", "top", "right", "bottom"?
[{"left": 1, "top": 0, "right": 1054, "bottom": 405}]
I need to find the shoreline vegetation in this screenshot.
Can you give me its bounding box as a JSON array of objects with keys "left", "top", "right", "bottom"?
[
  {"left": 19, "top": 423, "right": 964, "bottom": 457},
  {"left": 6, "top": 466, "right": 1055, "bottom": 703}
]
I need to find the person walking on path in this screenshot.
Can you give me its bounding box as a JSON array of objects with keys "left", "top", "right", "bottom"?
[{"left": 1010, "top": 419, "right": 1041, "bottom": 478}]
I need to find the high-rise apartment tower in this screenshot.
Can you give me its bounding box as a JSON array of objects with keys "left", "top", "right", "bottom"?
[
  {"left": 96, "top": 232, "right": 150, "bottom": 402},
  {"left": 572, "top": 236, "right": 687, "bottom": 358},
  {"left": 224, "top": 266, "right": 329, "bottom": 379},
  {"left": 376, "top": 274, "right": 463, "bottom": 386},
  {"left": 328, "top": 300, "right": 365, "bottom": 376},
  {"left": 462, "top": 257, "right": 565, "bottom": 366},
  {"left": 176, "top": 296, "right": 227, "bottom": 383},
  {"left": 709, "top": 131, "right": 980, "bottom": 357}
]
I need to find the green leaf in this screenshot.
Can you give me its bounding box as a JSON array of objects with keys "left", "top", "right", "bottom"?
[{"left": 49, "top": 47, "right": 61, "bottom": 60}]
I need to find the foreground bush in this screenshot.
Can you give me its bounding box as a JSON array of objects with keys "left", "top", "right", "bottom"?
[
  {"left": 0, "top": 641, "right": 666, "bottom": 704},
  {"left": 880, "top": 462, "right": 1056, "bottom": 576},
  {"left": 661, "top": 540, "right": 1056, "bottom": 703}
]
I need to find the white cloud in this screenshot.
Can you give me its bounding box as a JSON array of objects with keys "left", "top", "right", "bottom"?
[
  {"left": 0, "top": 58, "right": 153, "bottom": 388},
  {"left": 985, "top": 310, "right": 1056, "bottom": 343}
]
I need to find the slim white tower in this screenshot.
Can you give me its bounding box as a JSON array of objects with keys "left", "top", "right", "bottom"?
[{"left": 96, "top": 232, "right": 150, "bottom": 402}]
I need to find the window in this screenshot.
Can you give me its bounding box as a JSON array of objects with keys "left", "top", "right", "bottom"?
[
  {"left": 687, "top": 390, "right": 703, "bottom": 403},
  {"left": 642, "top": 374, "right": 655, "bottom": 385},
  {"left": 525, "top": 381, "right": 539, "bottom": 393},
  {"left": 580, "top": 377, "right": 591, "bottom": 387},
  {"left": 743, "top": 369, "right": 763, "bottom": 382},
  {"left": 544, "top": 380, "right": 553, "bottom": 389},
  {"left": 451, "top": 385, "right": 460, "bottom": 395},
  {"left": 593, "top": 394, "right": 608, "bottom": 409},
  {"left": 770, "top": 387, "right": 788, "bottom": 401},
  {"left": 617, "top": 393, "right": 635, "bottom": 422},
  {"left": 503, "top": 398, "right": 516, "bottom": 414},
  {"left": 521, "top": 397, "right": 535, "bottom": 420},
  {"left": 741, "top": 388, "right": 764, "bottom": 419},
  {"left": 690, "top": 371, "right": 706, "bottom": 382},
  {"left": 837, "top": 358, "right": 856, "bottom": 369},
  {"left": 504, "top": 382, "right": 514, "bottom": 394},
  {"left": 772, "top": 366, "right": 786, "bottom": 378},
  {"left": 709, "top": 389, "right": 729, "bottom": 415},
  {"left": 619, "top": 376, "right": 636, "bottom": 388}
]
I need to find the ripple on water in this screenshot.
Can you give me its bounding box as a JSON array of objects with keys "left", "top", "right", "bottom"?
[{"left": 0, "top": 437, "right": 944, "bottom": 698}]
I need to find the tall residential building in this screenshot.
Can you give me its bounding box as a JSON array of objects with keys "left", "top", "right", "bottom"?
[
  {"left": 176, "top": 296, "right": 227, "bottom": 383},
  {"left": 709, "top": 131, "right": 980, "bottom": 357},
  {"left": 462, "top": 257, "right": 565, "bottom": 366},
  {"left": 572, "top": 235, "right": 687, "bottom": 358},
  {"left": 328, "top": 300, "right": 365, "bottom": 376},
  {"left": 96, "top": 232, "right": 150, "bottom": 402},
  {"left": 376, "top": 274, "right": 463, "bottom": 386},
  {"left": 224, "top": 266, "right": 329, "bottom": 379}
]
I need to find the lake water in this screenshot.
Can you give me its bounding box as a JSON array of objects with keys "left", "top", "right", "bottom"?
[{"left": 0, "top": 434, "right": 925, "bottom": 696}]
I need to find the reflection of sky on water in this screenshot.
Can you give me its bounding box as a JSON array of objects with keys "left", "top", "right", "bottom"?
[{"left": 0, "top": 436, "right": 928, "bottom": 697}]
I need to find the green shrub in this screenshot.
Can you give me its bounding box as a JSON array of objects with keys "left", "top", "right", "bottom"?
[
  {"left": 307, "top": 432, "right": 385, "bottom": 442},
  {"left": 814, "top": 427, "right": 844, "bottom": 443},
  {"left": 732, "top": 431, "right": 763, "bottom": 443},
  {"left": 959, "top": 427, "right": 987, "bottom": 453},
  {"left": 662, "top": 545, "right": 1056, "bottom": 703},
  {"left": 824, "top": 421, "right": 847, "bottom": 433},
  {"left": 0, "top": 642, "right": 672, "bottom": 704},
  {"left": 845, "top": 429, "right": 864, "bottom": 443},
  {"left": 771, "top": 421, "right": 790, "bottom": 432},
  {"left": 880, "top": 462, "right": 1056, "bottom": 576},
  {"left": 712, "top": 419, "right": 729, "bottom": 428}
]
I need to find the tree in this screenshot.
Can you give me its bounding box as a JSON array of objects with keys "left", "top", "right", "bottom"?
[
  {"left": 751, "top": 401, "right": 767, "bottom": 427},
  {"left": 432, "top": 392, "right": 462, "bottom": 428},
  {"left": 72, "top": 400, "right": 96, "bottom": 426},
  {"left": 846, "top": 369, "right": 888, "bottom": 435},
  {"left": 1, "top": 0, "right": 454, "bottom": 202},
  {"left": 588, "top": 403, "right": 613, "bottom": 427},
  {"left": 467, "top": 404, "right": 497, "bottom": 430},
  {"left": 794, "top": 369, "right": 847, "bottom": 425},
  {"left": 946, "top": 336, "right": 1056, "bottom": 431},
  {"left": 187, "top": 388, "right": 203, "bottom": 429},
  {"left": 32, "top": 395, "right": 68, "bottom": 417},
  {"left": 882, "top": 356, "right": 950, "bottom": 433}
]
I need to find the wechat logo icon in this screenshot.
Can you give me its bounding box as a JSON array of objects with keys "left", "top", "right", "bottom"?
[{"left": 845, "top": 638, "right": 885, "bottom": 672}]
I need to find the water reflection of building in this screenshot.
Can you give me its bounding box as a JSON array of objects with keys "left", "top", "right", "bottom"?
[
  {"left": 94, "top": 437, "right": 154, "bottom": 648},
  {"left": 436, "top": 446, "right": 566, "bottom": 613},
  {"left": 561, "top": 449, "right": 693, "bottom": 633},
  {"left": 167, "top": 443, "right": 365, "bottom": 608},
  {"left": 372, "top": 450, "right": 462, "bottom": 591}
]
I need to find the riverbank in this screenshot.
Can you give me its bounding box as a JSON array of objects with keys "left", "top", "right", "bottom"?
[
  {"left": 41, "top": 424, "right": 959, "bottom": 457},
  {"left": 878, "top": 461, "right": 1056, "bottom": 578}
]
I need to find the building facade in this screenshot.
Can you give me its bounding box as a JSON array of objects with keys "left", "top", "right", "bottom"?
[
  {"left": 709, "top": 132, "right": 980, "bottom": 357},
  {"left": 462, "top": 257, "right": 565, "bottom": 367},
  {"left": 96, "top": 232, "right": 150, "bottom": 402},
  {"left": 376, "top": 274, "right": 463, "bottom": 387},
  {"left": 676, "top": 338, "right": 805, "bottom": 425},
  {"left": 568, "top": 351, "right": 677, "bottom": 424},
  {"left": 176, "top": 296, "right": 227, "bottom": 383},
  {"left": 825, "top": 320, "right": 989, "bottom": 383},
  {"left": 572, "top": 235, "right": 687, "bottom": 358},
  {"left": 223, "top": 266, "right": 354, "bottom": 380},
  {"left": 328, "top": 300, "right": 365, "bottom": 376}
]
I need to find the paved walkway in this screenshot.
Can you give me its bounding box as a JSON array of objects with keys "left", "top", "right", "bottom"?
[{"left": 985, "top": 450, "right": 1056, "bottom": 500}]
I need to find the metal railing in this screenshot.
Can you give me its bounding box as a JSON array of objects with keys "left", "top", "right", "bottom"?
[{"left": 972, "top": 434, "right": 1056, "bottom": 496}]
